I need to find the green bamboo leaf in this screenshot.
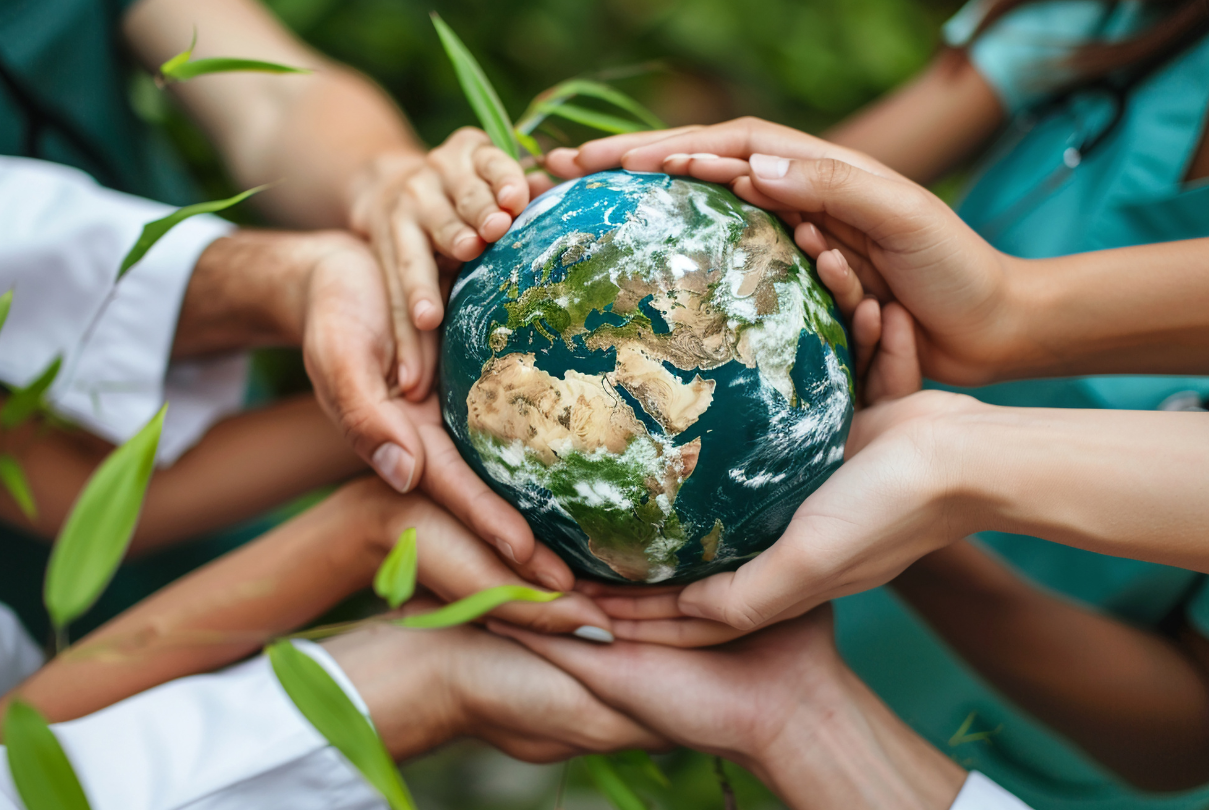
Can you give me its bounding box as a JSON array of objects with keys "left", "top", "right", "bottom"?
[
  {"left": 431, "top": 13, "right": 518, "bottom": 159},
  {"left": 0, "top": 288, "right": 13, "bottom": 334},
  {"left": 44, "top": 404, "right": 166, "bottom": 633},
  {"left": 267, "top": 640, "right": 416, "bottom": 810},
  {"left": 392, "top": 585, "right": 560, "bottom": 630},
  {"left": 164, "top": 58, "right": 311, "bottom": 82},
  {"left": 537, "top": 103, "right": 647, "bottom": 135},
  {"left": 159, "top": 28, "right": 197, "bottom": 78},
  {"left": 0, "top": 453, "right": 37, "bottom": 521},
  {"left": 2, "top": 356, "right": 61, "bottom": 429},
  {"left": 373, "top": 527, "right": 417, "bottom": 609},
  {"left": 119, "top": 185, "right": 269, "bottom": 278},
  {"left": 514, "top": 129, "right": 543, "bottom": 158},
  {"left": 4, "top": 700, "right": 93, "bottom": 810},
  {"left": 584, "top": 755, "right": 648, "bottom": 810},
  {"left": 613, "top": 750, "right": 671, "bottom": 788},
  {"left": 515, "top": 78, "right": 663, "bottom": 137}
]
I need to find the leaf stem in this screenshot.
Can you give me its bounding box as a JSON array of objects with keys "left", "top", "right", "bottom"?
[{"left": 714, "top": 755, "right": 738, "bottom": 810}]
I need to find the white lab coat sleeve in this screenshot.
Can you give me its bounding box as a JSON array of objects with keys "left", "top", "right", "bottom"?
[
  {"left": 951, "top": 771, "right": 1035, "bottom": 810},
  {"left": 0, "top": 156, "right": 248, "bottom": 465},
  {"left": 0, "top": 638, "right": 385, "bottom": 810}
]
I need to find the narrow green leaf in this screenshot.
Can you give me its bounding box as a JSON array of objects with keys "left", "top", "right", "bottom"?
[
  {"left": 431, "top": 13, "right": 518, "bottom": 159},
  {"left": 514, "top": 129, "right": 543, "bottom": 158},
  {"left": 2, "top": 356, "right": 61, "bottom": 429},
  {"left": 164, "top": 58, "right": 311, "bottom": 82},
  {"left": 584, "top": 755, "right": 648, "bottom": 810},
  {"left": 267, "top": 640, "right": 416, "bottom": 810},
  {"left": 614, "top": 750, "right": 671, "bottom": 788},
  {"left": 44, "top": 404, "right": 166, "bottom": 631},
  {"left": 0, "top": 288, "right": 13, "bottom": 334},
  {"left": 0, "top": 453, "right": 37, "bottom": 520},
  {"left": 4, "top": 700, "right": 93, "bottom": 810},
  {"left": 159, "top": 28, "right": 197, "bottom": 79},
  {"left": 515, "top": 78, "right": 664, "bottom": 137},
  {"left": 392, "top": 585, "right": 560, "bottom": 630},
  {"left": 373, "top": 527, "right": 417, "bottom": 609},
  {"left": 538, "top": 103, "right": 647, "bottom": 135},
  {"left": 119, "top": 185, "right": 269, "bottom": 278}
]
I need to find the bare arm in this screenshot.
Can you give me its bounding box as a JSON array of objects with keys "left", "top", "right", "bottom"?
[
  {"left": 823, "top": 50, "right": 1004, "bottom": 185},
  {"left": 0, "top": 394, "right": 363, "bottom": 554},
  {"left": 121, "top": 0, "right": 421, "bottom": 229},
  {"left": 894, "top": 540, "right": 1209, "bottom": 791}
]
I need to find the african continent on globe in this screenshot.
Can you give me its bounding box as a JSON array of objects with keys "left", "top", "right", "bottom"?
[{"left": 441, "top": 170, "right": 853, "bottom": 584}]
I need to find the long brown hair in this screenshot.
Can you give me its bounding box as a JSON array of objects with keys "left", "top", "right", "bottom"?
[{"left": 970, "top": 0, "right": 1209, "bottom": 85}]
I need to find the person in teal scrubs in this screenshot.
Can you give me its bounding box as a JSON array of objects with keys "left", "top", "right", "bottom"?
[{"left": 547, "top": 2, "right": 1209, "bottom": 806}]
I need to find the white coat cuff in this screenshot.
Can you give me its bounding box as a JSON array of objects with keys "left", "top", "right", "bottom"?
[{"left": 951, "top": 771, "right": 1034, "bottom": 810}]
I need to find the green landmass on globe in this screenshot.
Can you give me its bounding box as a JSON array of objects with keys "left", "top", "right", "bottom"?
[{"left": 441, "top": 170, "right": 854, "bottom": 584}]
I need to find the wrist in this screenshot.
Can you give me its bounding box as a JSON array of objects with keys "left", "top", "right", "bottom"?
[{"left": 757, "top": 666, "right": 965, "bottom": 809}]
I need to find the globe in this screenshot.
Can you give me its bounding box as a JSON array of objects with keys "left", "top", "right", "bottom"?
[{"left": 440, "top": 170, "right": 854, "bottom": 584}]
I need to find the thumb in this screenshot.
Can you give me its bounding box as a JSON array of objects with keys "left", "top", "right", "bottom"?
[
  {"left": 864, "top": 302, "right": 923, "bottom": 405},
  {"left": 748, "top": 154, "right": 944, "bottom": 253}
]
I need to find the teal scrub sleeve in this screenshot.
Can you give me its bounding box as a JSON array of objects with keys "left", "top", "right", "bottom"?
[
  {"left": 1186, "top": 577, "right": 1209, "bottom": 638},
  {"left": 942, "top": 0, "right": 1113, "bottom": 114}
]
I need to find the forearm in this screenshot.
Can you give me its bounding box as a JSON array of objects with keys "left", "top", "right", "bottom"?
[
  {"left": 824, "top": 51, "right": 1003, "bottom": 185},
  {"left": 894, "top": 543, "right": 1209, "bottom": 789},
  {"left": 5, "top": 480, "right": 397, "bottom": 723},
  {"left": 759, "top": 666, "right": 965, "bottom": 809},
  {"left": 999, "top": 239, "right": 1209, "bottom": 380},
  {"left": 944, "top": 405, "right": 1209, "bottom": 571}
]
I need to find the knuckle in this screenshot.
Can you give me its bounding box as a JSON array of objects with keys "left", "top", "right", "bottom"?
[{"left": 810, "top": 158, "right": 856, "bottom": 191}]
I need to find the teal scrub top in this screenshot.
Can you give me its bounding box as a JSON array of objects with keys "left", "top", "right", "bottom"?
[{"left": 835, "top": 3, "right": 1209, "bottom": 809}]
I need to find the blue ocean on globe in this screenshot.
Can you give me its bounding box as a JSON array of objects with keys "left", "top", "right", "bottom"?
[{"left": 440, "top": 170, "right": 854, "bottom": 584}]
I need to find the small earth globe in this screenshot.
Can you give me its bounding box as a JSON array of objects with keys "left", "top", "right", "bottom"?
[{"left": 440, "top": 170, "right": 854, "bottom": 584}]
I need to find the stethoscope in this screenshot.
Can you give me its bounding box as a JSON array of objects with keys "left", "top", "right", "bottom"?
[{"left": 963, "top": 78, "right": 1130, "bottom": 242}]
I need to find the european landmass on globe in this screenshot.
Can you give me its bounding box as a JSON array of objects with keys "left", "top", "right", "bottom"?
[{"left": 441, "top": 170, "right": 854, "bottom": 584}]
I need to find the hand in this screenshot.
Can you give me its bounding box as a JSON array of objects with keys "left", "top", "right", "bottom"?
[
  {"left": 493, "top": 607, "right": 965, "bottom": 808},
  {"left": 301, "top": 235, "right": 538, "bottom": 564},
  {"left": 322, "top": 615, "right": 665, "bottom": 763},
  {"left": 348, "top": 131, "right": 529, "bottom": 395},
  {"left": 584, "top": 391, "right": 986, "bottom": 647},
  {"left": 353, "top": 475, "right": 612, "bottom": 635},
  {"left": 549, "top": 118, "right": 1026, "bottom": 388}
]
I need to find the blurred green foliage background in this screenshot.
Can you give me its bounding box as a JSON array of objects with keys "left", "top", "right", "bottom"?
[{"left": 144, "top": 0, "right": 964, "bottom": 807}]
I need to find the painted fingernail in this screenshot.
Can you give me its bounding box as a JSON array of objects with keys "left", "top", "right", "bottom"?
[
  {"left": 494, "top": 536, "right": 518, "bottom": 564},
  {"left": 689, "top": 152, "right": 719, "bottom": 160},
  {"left": 412, "top": 299, "right": 437, "bottom": 327},
  {"left": 573, "top": 626, "right": 615, "bottom": 644},
  {"left": 536, "top": 572, "right": 564, "bottom": 592},
  {"left": 372, "top": 442, "right": 417, "bottom": 493},
  {"left": 751, "top": 153, "right": 790, "bottom": 179}
]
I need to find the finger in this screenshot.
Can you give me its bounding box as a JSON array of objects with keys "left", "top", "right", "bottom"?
[
  {"left": 574, "top": 581, "right": 685, "bottom": 599},
  {"left": 609, "top": 617, "right": 747, "bottom": 647},
  {"left": 369, "top": 214, "right": 426, "bottom": 392},
  {"left": 748, "top": 154, "right": 938, "bottom": 251},
  {"left": 407, "top": 169, "right": 485, "bottom": 262},
  {"left": 592, "top": 592, "right": 685, "bottom": 621},
  {"left": 390, "top": 210, "right": 444, "bottom": 336},
  {"left": 865, "top": 302, "right": 922, "bottom": 403},
  {"left": 542, "top": 148, "right": 586, "bottom": 178},
  {"left": 660, "top": 153, "right": 751, "bottom": 185},
  {"left": 570, "top": 126, "right": 703, "bottom": 173},
  {"left": 619, "top": 118, "right": 893, "bottom": 176},
  {"left": 852, "top": 296, "right": 882, "bottom": 385},
  {"left": 412, "top": 412, "right": 538, "bottom": 566},
  {"left": 814, "top": 245, "right": 864, "bottom": 318},
  {"left": 726, "top": 175, "right": 791, "bottom": 212},
  {"left": 527, "top": 171, "right": 557, "bottom": 197},
  {"left": 475, "top": 144, "right": 529, "bottom": 220},
  {"left": 402, "top": 328, "right": 439, "bottom": 403}
]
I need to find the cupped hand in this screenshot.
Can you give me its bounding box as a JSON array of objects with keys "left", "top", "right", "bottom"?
[
  {"left": 350, "top": 475, "right": 611, "bottom": 636},
  {"left": 301, "top": 236, "right": 536, "bottom": 565},
  {"left": 325, "top": 611, "right": 665, "bottom": 763},
  {"left": 552, "top": 118, "right": 1025, "bottom": 389},
  {"left": 584, "top": 390, "right": 987, "bottom": 647},
  {"left": 490, "top": 607, "right": 844, "bottom": 775}
]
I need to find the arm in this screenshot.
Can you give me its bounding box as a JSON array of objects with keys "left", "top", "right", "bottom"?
[
  {"left": 894, "top": 541, "right": 1209, "bottom": 791},
  {"left": 6, "top": 477, "right": 613, "bottom": 724},
  {"left": 823, "top": 50, "right": 1004, "bottom": 185}
]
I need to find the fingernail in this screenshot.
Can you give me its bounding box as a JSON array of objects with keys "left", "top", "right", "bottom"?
[
  {"left": 372, "top": 442, "right": 417, "bottom": 493},
  {"left": 689, "top": 152, "right": 719, "bottom": 160},
  {"left": 397, "top": 362, "right": 414, "bottom": 390},
  {"left": 663, "top": 153, "right": 690, "bottom": 162},
  {"left": 751, "top": 153, "right": 790, "bottom": 179},
  {"left": 536, "top": 572, "right": 563, "bottom": 592},
  {"left": 573, "top": 626, "right": 615, "bottom": 644},
  {"left": 412, "top": 299, "right": 437, "bottom": 326},
  {"left": 494, "top": 536, "right": 518, "bottom": 564},
  {"left": 483, "top": 211, "right": 511, "bottom": 234}
]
